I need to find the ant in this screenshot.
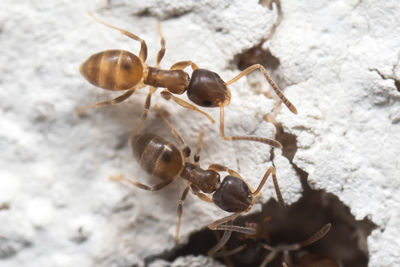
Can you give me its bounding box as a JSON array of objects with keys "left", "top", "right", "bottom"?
[
  {"left": 110, "top": 105, "right": 284, "bottom": 243},
  {"left": 210, "top": 218, "right": 334, "bottom": 267},
  {"left": 78, "top": 13, "right": 298, "bottom": 148}
]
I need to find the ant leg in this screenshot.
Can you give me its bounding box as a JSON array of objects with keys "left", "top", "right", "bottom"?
[
  {"left": 278, "top": 223, "right": 332, "bottom": 251},
  {"left": 76, "top": 83, "right": 146, "bottom": 115},
  {"left": 129, "top": 86, "right": 157, "bottom": 140},
  {"left": 207, "top": 164, "right": 243, "bottom": 179},
  {"left": 259, "top": 223, "right": 332, "bottom": 267},
  {"left": 208, "top": 213, "right": 256, "bottom": 235},
  {"left": 208, "top": 221, "right": 233, "bottom": 257},
  {"left": 175, "top": 183, "right": 191, "bottom": 243},
  {"left": 264, "top": 100, "right": 282, "bottom": 128},
  {"left": 212, "top": 243, "right": 247, "bottom": 258},
  {"left": 260, "top": 250, "right": 279, "bottom": 267},
  {"left": 153, "top": 105, "right": 191, "bottom": 160},
  {"left": 170, "top": 61, "right": 199, "bottom": 71},
  {"left": 226, "top": 64, "right": 297, "bottom": 114},
  {"left": 193, "top": 132, "right": 204, "bottom": 165},
  {"left": 219, "top": 104, "right": 282, "bottom": 148},
  {"left": 110, "top": 173, "right": 174, "bottom": 191},
  {"left": 155, "top": 23, "right": 166, "bottom": 67},
  {"left": 88, "top": 12, "right": 148, "bottom": 62},
  {"left": 251, "top": 166, "right": 285, "bottom": 208},
  {"left": 191, "top": 185, "right": 213, "bottom": 203},
  {"left": 161, "top": 90, "right": 215, "bottom": 123}
]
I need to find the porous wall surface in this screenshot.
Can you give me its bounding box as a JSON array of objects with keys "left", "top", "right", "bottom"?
[{"left": 0, "top": 0, "right": 399, "bottom": 266}]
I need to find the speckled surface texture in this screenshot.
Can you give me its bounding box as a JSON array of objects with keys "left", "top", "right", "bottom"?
[{"left": 0, "top": 0, "right": 399, "bottom": 266}]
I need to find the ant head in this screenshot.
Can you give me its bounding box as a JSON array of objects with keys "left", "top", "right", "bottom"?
[
  {"left": 187, "top": 69, "right": 230, "bottom": 107},
  {"left": 213, "top": 176, "right": 252, "bottom": 212}
]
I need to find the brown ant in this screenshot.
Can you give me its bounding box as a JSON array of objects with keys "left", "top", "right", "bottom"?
[
  {"left": 210, "top": 218, "right": 333, "bottom": 267},
  {"left": 110, "top": 105, "right": 284, "bottom": 243},
  {"left": 78, "top": 13, "right": 298, "bottom": 148}
]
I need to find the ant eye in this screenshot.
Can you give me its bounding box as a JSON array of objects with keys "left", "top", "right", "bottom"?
[{"left": 203, "top": 100, "right": 212, "bottom": 106}]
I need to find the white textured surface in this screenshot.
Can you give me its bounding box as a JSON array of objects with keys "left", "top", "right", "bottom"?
[{"left": 0, "top": 0, "right": 399, "bottom": 266}]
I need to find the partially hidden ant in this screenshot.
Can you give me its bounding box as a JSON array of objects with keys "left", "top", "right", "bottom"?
[
  {"left": 78, "top": 13, "right": 298, "bottom": 148},
  {"left": 111, "top": 105, "right": 284, "bottom": 243},
  {"left": 209, "top": 215, "right": 335, "bottom": 267}
]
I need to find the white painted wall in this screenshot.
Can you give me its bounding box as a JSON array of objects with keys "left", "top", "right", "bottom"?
[{"left": 1, "top": 0, "right": 399, "bottom": 266}]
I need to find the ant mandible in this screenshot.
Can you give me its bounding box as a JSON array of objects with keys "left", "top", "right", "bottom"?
[
  {"left": 79, "top": 13, "right": 298, "bottom": 148},
  {"left": 110, "top": 105, "right": 284, "bottom": 243}
]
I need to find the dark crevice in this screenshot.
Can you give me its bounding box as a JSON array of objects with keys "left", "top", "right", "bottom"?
[
  {"left": 234, "top": 45, "right": 281, "bottom": 71},
  {"left": 144, "top": 228, "right": 217, "bottom": 266},
  {"left": 274, "top": 122, "right": 311, "bottom": 192},
  {"left": 150, "top": 190, "right": 376, "bottom": 267},
  {"left": 370, "top": 68, "right": 400, "bottom": 93},
  {"left": 134, "top": 8, "right": 151, "bottom": 17},
  {"left": 231, "top": 0, "right": 282, "bottom": 72},
  {"left": 395, "top": 79, "right": 400, "bottom": 92}
]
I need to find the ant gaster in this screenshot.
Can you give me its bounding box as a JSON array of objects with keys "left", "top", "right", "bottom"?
[
  {"left": 79, "top": 13, "right": 298, "bottom": 148},
  {"left": 111, "top": 105, "right": 284, "bottom": 243}
]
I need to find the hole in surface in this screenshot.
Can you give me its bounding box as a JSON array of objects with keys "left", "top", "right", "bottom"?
[
  {"left": 157, "top": 190, "right": 376, "bottom": 267},
  {"left": 233, "top": 43, "right": 281, "bottom": 71}
]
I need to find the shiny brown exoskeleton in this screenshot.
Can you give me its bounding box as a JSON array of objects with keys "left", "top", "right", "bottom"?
[
  {"left": 111, "top": 106, "right": 284, "bottom": 243},
  {"left": 79, "top": 13, "right": 298, "bottom": 148}
]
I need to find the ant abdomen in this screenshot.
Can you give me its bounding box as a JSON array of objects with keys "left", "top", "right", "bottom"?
[
  {"left": 131, "top": 133, "right": 183, "bottom": 180},
  {"left": 187, "top": 69, "right": 231, "bottom": 107},
  {"left": 80, "top": 50, "right": 143, "bottom": 91},
  {"left": 213, "top": 176, "right": 252, "bottom": 212}
]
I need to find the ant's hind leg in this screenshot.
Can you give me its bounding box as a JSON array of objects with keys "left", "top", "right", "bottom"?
[
  {"left": 218, "top": 105, "right": 282, "bottom": 148},
  {"left": 129, "top": 86, "right": 157, "bottom": 140},
  {"left": 226, "top": 64, "right": 297, "bottom": 114},
  {"left": 76, "top": 84, "right": 145, "bottom": 115},
  {"left": 88, "top": 12, "right": 148, "bottom": 62},
  {"left": 110, "top": 173, "right": 175, "bottom": 191},
  {"left": 174, "top": 183, "right": 191, "bottom": 243}
]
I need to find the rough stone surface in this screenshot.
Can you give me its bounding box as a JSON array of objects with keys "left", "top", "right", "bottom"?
[{"left": 0, "top": 0, "right": 399, "bottom": 266}]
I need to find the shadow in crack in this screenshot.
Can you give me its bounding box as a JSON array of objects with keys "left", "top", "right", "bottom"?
[
  {"left": 234, "top": 45, "right": 281, "bottom": 72},
  {"left": 273, "top": 123, "right": 311, "bottom": 192}
]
